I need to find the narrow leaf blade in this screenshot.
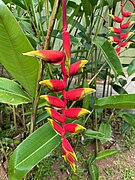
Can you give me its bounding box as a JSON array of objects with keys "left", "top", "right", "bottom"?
[
  {"left": 93, "top": 39, "right": 124, "bottom": 78},
  {"left": 96, "top": 150, "right": 119, "bottom": 160},
  {"left": 94, "top": 94, "right": 135, "bottom": 109}
]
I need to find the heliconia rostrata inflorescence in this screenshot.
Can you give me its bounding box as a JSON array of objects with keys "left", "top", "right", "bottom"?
[
  {"left": 108, "top": 0, "right": 135, "bottom": 56},
  {"left": 24, "top": 0, "right": 95, "bottom": 171}
]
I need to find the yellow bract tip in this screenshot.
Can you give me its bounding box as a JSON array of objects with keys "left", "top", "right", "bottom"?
[
  {"left": 78, "top": 109, "right": 91, "bottom": 118},
  {"left": 47, "top": 118, "right": 54, "bottom": 127},
  {"left": 23, "top": 51, "right": 41, "bottom": 57}
]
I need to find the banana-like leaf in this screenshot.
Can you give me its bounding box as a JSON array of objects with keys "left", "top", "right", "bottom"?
[
  {"left": 0, "top": 2, "right": 39, "bottom": 98},
  {"left": 0, "top": 77, "right": 31, "bottom": 105},
  {"left": 99, "top": 122, "right": 112, "bottom": 144},
  {"left": 96, "top": 150, "right": 119, "bottom": 160},
  {"left": 94, "top": 94, "right": 135, "bottom": 109},
  {"left": 89, "top": 163, "right": 99, "bottom": 180},
  {"left": 93, "top": 39, "right": 124, "bottom": 78},
  {"left": 8, "top": 123, "right": 61, "bottom": 180}
]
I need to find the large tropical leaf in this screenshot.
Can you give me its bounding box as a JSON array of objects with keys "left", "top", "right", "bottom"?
[
  {"left": 93, "top": 39, "right": 124, "bottom": 78},
  {"left": 0, "top": 77, "right": 31, "bottom": 105},
  {"left": 8, "top": 123, "right": 61, "bottom": 180},
  {"left": 0, "top": 1, "right": 39, "bottom": 98},
  {"left": 94, "top": 94, "right": 135, "bottom": 109}
]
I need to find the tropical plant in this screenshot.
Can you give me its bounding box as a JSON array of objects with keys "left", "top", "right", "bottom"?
[{"left": 0, "top": 0, "right": 135, "bottom": 179}]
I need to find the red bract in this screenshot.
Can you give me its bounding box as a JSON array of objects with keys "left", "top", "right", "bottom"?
[
  {"left": 65, "top": 88, "right": 96, "bottom": 101},
  {"left": 23, "top": 50, "right": 64, "bottom": 64},
  {"left": 40, "top": 95, "right": 65, "bottom": 108},
  {"left": 120, "top": 32, "right": 134, "bottom": 39},
  {"left": 45, "top": 107, "right": 65, "bottom": 123},
  {"left": 108, "top": 36, "right": 120, "bottom": 43},
  {"left": 120, "top": 21, "right": 135, "bottom": 29},
  {"left": 62, "top": 137, "right": 77, "bottom": 161},
  {"left": 62, "top": 31, "right": 71, "bottom": 76},
  {"left": 119, "top": 41, "right": 133, "bottom": 47},
  {"left": 69, "top": 60, "right": 88, "bottom": 76},
  {"left": 109, "top": 14, "right": 122, "bottom": 23},
  {"left": 64, "top": 123, "right": 86, "bottom": 134},
  {"left": 122, "top": 11, "right": 134, "bottom": 17},
  {"left": 65, "top": 108, "right": 91, "bottom": 119},
  {"left": 48, "top": 118, "right": 64, "bottom": 135},
  {"left": 109, "top": 27, "right": 122, "bottom": 34},
  {"left": 39, "top": 80, "right": 66, "bottom": 92}
]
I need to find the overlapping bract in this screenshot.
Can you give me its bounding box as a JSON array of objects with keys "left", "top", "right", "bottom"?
[{"left": 108, "top": 1, "right": 135, "bottom": 56}]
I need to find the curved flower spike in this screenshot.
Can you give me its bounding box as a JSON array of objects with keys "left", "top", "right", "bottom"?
[
  {"left": 62, "top": 137, "right": 77, "bottom": 161},
  {"left": 108, "top": 27, "right": 122, "bottom": 34},
  {"left": 62, "top": 31, "right": 71, "bottom": 76},
  {"left": 69, "top": 60, "right": 88, "bottom": 76},
  {"left": 23, "top": 50, "right": 64, "bottom": 64},
  {"left": 39, "top": 80, "right": 66, "bottom": 92},
  {"left": 120, "top": 32, "right": 134, "bottom": 39},
  {"left": 48, "top": 118, "right": 64, "bottom": 135},
  {"left": 40, "top": 95, "right": 65, "bottom": 108},
  {"left": 64, "top": 123, "right": 86, "bottom": 134},
  {"left": 120, "top": 21, "right": 135, "bottom": 29},
  {"left": 45, "top": 107, "right": 65, "bottom": 123},
  {"left": 109, "top": 14, "right": 122, "bottom": 23},
  {"left": 108, "top": 36, "right": 120, "bottom": 43},
  {"left": 65, "top": 88, "right": 96, "bottom": 101},
  {"left": 65, "top": 108, "right": 91, "bottom": 119}
]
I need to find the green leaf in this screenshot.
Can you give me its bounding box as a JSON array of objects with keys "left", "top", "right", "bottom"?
[
  {"left": 85, "top": 130, "right": 112, "bottom": 141},
  {"left": 0, "top": 77, "right": 31, "bottom": 105},
  {"left": 127, "top": 59, "right": 135, "bottom": 76},
  {"left": 81, "top": 0, "right": 92, "bottom": 16},
  {"left": 99, "top": 122, "right": 112, "bottom": 144},
  {"left": 94, "top": 94, "right": 135, "bottom": 109},
  {"left": 89, "top": 163, "right": 99, "bottom": 180},
  {"left": 117, "top": 112, "right": 135, "bottom": 129},
  {"left": 93, "top": 39, "right": 124, "bottom": 78},
  {"left": 96, "top": 150, "right": 119, "bottom": 160},
  {"left": 8, "top": 123, "right": 61, "bottom": 180},
  {"left": 0, "top": 2, "right": 39, "bottom": 98},
  {"left": 112, "top": 84, "right": 127, "bottom": 94}
]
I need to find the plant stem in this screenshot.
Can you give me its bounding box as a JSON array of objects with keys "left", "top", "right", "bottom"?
[{"left": 13, "top": 106, "right": 17, "bottom": 131}]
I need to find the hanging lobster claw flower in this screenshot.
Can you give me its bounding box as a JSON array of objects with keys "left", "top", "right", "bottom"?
[
  {"left": 69, "top": 60, "right": 88, "bottom": 76},
  {"left": 62, "top": 137, "right": 77, "bottom": 161},
  {"left": 40, "top": 95, "right": 65, "bottom": 108},
  {"left": 108, "top": 36, "right": 120, "bottom": 43},
  {"left": 62, "top": 31, "right": 71, "bottom": 76},
  {"left": 45, "top": 107, "right": 65, "bottom": 123},
  {"left": 64, "top": 123, "right": 86, "bottom": 134},
  {"left": 122, "top": 11, "right": 135, "bottom": 17},
  {"left": 109, "top": 14, "right": 122, "bottom": 23},
  {"left": 48, "top": 118, "right": 64, "bottom": 135},
  {"left": 65, "top": 108, "right": 91, "bottom": 119},
  {"left": 39, "top": 80, "right": 66, "bottom": 92},
  {"left": 119, "top": 41, "right": 133, "bottom": 47},
  {"left": 108, "top": 27, "right": 122, "bottom": 34},
  {"left": 23, "top": 50, "right": 64, "bottom": 64},
  {"left": 120, "top": 21, "right": 135, "bottom": 29},
  {"left": 120, "top": 32, "right": 134, "bottom": 39},
  {"left": 65, "top": 88, "right": 96, "bottom": 101}
]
